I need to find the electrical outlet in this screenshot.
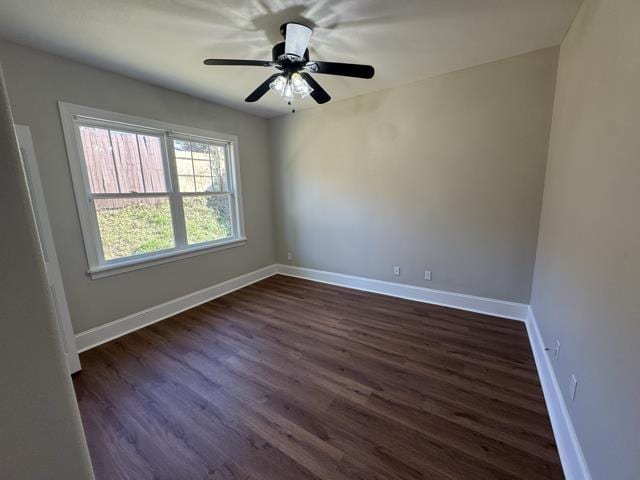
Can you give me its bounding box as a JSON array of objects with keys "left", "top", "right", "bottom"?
[
  {"left": 424, "top": 270, "right": 432, "bottom": 281},
  {"left": 287, "top": 252, "right": 293, "bottom": 261},
  {"left": 393, "top": 266, "right": 400, "bottom": 276},
  {"left": 569, "top": 374, "right": 578, "bottom": 400},
  {"left": 555, "top": 339, "right": 561, "bottom": 360}
]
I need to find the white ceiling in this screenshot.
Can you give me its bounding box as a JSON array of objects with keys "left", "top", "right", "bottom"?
[{"left": 0, "top": 0, "right": 581, "bottom": 117}]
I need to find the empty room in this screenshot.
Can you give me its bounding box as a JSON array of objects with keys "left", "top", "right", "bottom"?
[{"left": 1, "top": 0, "right": 638, "bottom": 479}]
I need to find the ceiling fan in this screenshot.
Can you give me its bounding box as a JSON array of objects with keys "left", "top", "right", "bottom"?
[{"left": 203, "top": 23, "right": 375, "bottom": 108}]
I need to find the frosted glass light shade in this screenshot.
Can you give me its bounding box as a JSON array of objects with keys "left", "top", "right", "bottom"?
[
  {"left": 269, "top": 74, "right": 313, "bottom": 103},
  {"left": 269, "top": 75, "right": 287, "bottom": 95},
  {"left": 291, "top": 73, "right": 313, "bottom": 98}
]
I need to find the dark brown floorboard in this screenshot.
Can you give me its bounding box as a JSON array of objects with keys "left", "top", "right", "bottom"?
[{"left": 73, "top": 275, "right": 563, "bottom": 479}]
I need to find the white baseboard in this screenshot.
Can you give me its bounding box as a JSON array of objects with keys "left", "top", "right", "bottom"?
[
  {"left": 75, "top": 263, "right": 528, "bottom": 353},
  {"left": 276, "top": 264, "right": 529, "bottom": 321},
  {"left": 526, "top": 307, "right": 591, "bottom": 480},
  {"left": 75, "top": 264, "right": 278, "bottom": 352}
]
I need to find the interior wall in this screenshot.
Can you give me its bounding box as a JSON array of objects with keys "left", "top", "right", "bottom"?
[
  {"left": 0, "top": 65, "right": 94, "bottom": 480},
  {"left": 0, "top": 40, "right": 276, "bottom": 334},
  {"left": 530, "top": 0, "right": 640, "bottom": 478},
  {"left": 269, "top": 47, "right": 558, "bottom": 303}
]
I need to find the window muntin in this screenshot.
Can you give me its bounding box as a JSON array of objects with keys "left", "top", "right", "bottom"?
[{"left": 62, "top": 104, "right": 245, "bottom": 275}]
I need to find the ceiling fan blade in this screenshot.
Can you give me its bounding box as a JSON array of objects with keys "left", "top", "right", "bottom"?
[
  {"left": 245, "top": 73, "right": 281, "bottom": 102},
  {"left": 306, "top": 61, "right": 375, "bottom": 79},
  {"left": 300, "top": 73, "right": 331, "bottom": 104},
  {"left": 204, "top": 59, "right": 273, "bottom": 67},
  {"left": 284, "top": 23, "right": 313, "bottom": 59}
]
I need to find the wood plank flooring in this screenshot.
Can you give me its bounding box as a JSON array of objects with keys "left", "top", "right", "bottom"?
[{"left": 73, "top": 274, "right": 563, "bottom": 479}]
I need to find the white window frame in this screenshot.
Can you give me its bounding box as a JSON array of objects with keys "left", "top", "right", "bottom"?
[{"left": 59, "top": 101, "right": 246, "bottom": 279}]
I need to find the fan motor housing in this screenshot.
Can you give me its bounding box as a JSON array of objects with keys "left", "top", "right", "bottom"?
[
  {"left": 272, "top": 42, "right": 309, "bottom": 72},
  {"left": 279, "top": 22, "right": 312, "bottom": 38}
]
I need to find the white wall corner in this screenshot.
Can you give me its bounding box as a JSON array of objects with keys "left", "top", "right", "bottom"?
[
  {"left": 275, "top": 264, "right": 529, "bottom": 321},
  {"left": 526, "top": 307, "right": 592, "bottom": 480}
]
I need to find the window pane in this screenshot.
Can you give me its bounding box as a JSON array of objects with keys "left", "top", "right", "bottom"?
[
  {"left": 191, "top": 141, "right": 210, "bottom": 157},
  {"left": 209, "top": 144, "right": 228, "bottom": 192},
  {"left": 173, "top": 139, "right": 228, "bottom": 193},
  {"left": 178, "top": 175, "right": 195, "bottom": 191},
  {"left": 110, "top": 130, "right": 145, "bottom": 193},
  {"left": 182, "top": 195, "right": 232, "bottom": 245},
  {"left": 173, "top": 139, "right": 191, "bottom": 157},
  {"left": 137, "top": 135, "right": 167, "bottom": 193},
  {"left": 193, "top": 160, "right": 212, "bottom": 176},
  {"left": 195, "top": 176, "right": 213, "bottom": 192},
  {"left": 94, "top": 197, "right": 174, "bottom": 261},
  {"left": 176, "top": 157, "right": 193, "bottom": 175},
  {"left": 79, "top": 126, "right": 167, "bottom": 194},
  {"left": 79, "top": 126, "right": 119, "bottom": 193}
]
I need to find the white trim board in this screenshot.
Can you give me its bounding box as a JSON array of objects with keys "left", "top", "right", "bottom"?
[
  {"left": 17, "top": 125, "right": 82, "bottom": 374},
  {"left": 75, "top": 265, "right": 277, "bottom": 352},
  {"left": 276, "top": 265, "right": 529, "bottom": 321},
  {"left": 75, "top": 263, "right": 529, "bottom": 354},
  {"left": 526, "top": 307, "right": 592, "bottom": 480}
]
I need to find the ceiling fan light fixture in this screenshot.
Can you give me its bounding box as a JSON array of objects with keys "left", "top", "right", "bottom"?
[
  {"left": 291, "top": 72, "right": 313, "bottom": 98},
  {"left": 204, "top": 21, "right": 374, "bottom": 106},
  {"left": 282, "top": 80, "right": 294, "bottom": 102},
  {"left": 269, "top": 74, "right": 287, "bottom": 94},
  {"left": 270, "top": 74, "right": 313, "bottom": 103}
]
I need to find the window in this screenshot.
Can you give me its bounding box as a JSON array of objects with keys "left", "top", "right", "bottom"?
[{"left": 59, "top": 102, "right": 245, "bottom": 278}]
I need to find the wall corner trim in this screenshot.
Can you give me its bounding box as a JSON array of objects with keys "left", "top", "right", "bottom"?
[
  {"left": 75, "top": 264, "right": 278, "bottom": 352},
  {"left": 276, "top": 264, "right": 529, "bottom": 321},
  {"left": 526, "top": 307, "right": 592, "bottom": 480}
]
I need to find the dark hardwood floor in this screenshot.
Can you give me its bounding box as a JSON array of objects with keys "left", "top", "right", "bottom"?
[{"left": 73, "top": 274, "right": 563, "bottom": 479}]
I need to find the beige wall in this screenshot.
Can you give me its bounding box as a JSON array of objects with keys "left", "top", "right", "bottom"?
[
  {"left": 0, "top": 40, "right": 276, "bottom": 334},
  {"left": 530, "top": 0, "right": 640, "bottom": 478},
  {"left": 0, "top": 66, "right": 94, "bottom": 479},
  {"left": 270, "top": 48, "right": 558, "bottom": 303},
  {"left": 3, "top": 4, "right": 638, "bottom": 476}
]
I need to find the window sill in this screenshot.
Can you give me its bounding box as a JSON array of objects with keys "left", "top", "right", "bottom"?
[{"left": 87, "top": 237, "right": 247, "bottom": 279}]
